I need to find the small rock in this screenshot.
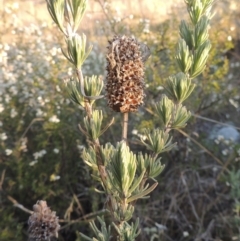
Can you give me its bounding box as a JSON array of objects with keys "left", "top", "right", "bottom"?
[{"left": 209, "top": 125, "right": 240, "bottom": 143}]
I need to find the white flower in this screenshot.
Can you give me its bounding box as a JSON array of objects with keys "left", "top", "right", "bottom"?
[
  {"left": 50, "top": 174, "right": 60, "bottom": 181},
  {"left": 50, "top": 46, "right": 58, "bottom": 56},
  {"left": 228, "top": 73, "right": 233, "bottom": 80},
  {"left": 19, "top": 137, "right": 28, "bottom": 152},
  {"left": 223, "top": 139, "right": 230, "bottom": 145},
  {"left": 217, "top": 135, "right": 224, "bottom": 141},
  {"left": 37, "top": 96, "right": 45, "bottom": 106},
  {"left": 0, "top": 133, "right": 7, "bottom": 140},
  {"left": 13, "top": 2, "right": 19, "bottom": 9},
  {"left": 143, "top": 26, "right": 150, "bottom": 34},
  {"left": 114, "top": 16, "right": 121, "bottom": 22},
  {"left": 236, "top": 62, "right": 240, "bottom": 67},
  {"left": 5, "top": 94, "right": 11, "bottom": 103},
  {"left": 36, "top": 108, "right": 44, "bottom": 117},
  {"left": 3, "top": 44, "right": 10, "bottom": 51},
  {"left": 56, "top": 85, "right": 61, "bottom": 92},
  {"left": 214, "top": 139, "right": 219, "bottom": 144},
  {"left": 9, "top": 85, "right": 18, "bottom": 95},
  {"left": 67, "top": 67, "right": 73, "bottom": 76},
  {"left": 0, "top": 103, "right": 4, "bottom": 113},
  {"left": 33, "top": 149, "right": 47, "bottom": 159},
  {"left": 53, "top": 148, "right": 59, "bottom": 154},
  {"left": 5, "top": 149, "right": 12, "bottom": 155},
  {"left": 222, "top": 149, "right": 229, "bottom": 156},
  {"left": 10, "top": 108, "right": 18, "bottom": 118},
  {"left": 77, "top": 145, "right": 84, "bottom": 151},
  {"left": 49, "top": 115, "right": 60, "bottom": 123},
  {"left": 229, "top": 98, "right": 239, "bottom": 108},
  {"left": 132, "top": 129, "right": 138, "bottom": 135},
  {"left": 155, "top": 222, "right": 167, "bottom": 231},
  {"left": 138, "top": 134, "right": 147, "bottom": 141},
  {"left": 40, "top": 149, "right": 47, "bottom": 156},
  {"left": 156, "top": 85, "right": 164, "bottom": 91},
  {"left": 226, "top": 181, "right": 230, "bottom": 186},
  {"left": 29, "top": 160, "right": 38, "bottom": 166},
  {"left": 235, "top": 157, "right": 240, "bottom": 162},
  {"left": 33, "top": 152, "right": 41, "bottom": 159}
]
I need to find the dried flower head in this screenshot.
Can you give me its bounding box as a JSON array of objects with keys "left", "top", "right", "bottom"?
[
  {"left": 106, "top": 35, "right": 145, "bottom": 113},
  {"left": 28, "top": 200, "right": 60, "bottom": 241}
]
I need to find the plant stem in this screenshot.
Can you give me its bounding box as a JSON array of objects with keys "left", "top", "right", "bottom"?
[{"left": 122, "top": 112, "right": 129, "bottom": 142}]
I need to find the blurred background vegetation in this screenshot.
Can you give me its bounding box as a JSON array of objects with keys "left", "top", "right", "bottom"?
[{"left": 0, "top": 0, "right": 240, "bottom": 240}]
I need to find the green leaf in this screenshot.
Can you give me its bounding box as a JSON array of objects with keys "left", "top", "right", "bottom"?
[
  {"left": 63, "top": 34, "right": 92, "bottom": 68},
  {"left": 190, "top": 40, "right": 211, "bottom": 78},
  {"left": 46, "top": 0, "right": 66, "bottom": 34},
  {"left": 128, "top": 171, "right": 145, "bottom": 195},
  {"left": 79, "top": 216, "right": 111, "bottom": 241},
  {"left": 179, "top": 20, "right": 194, "bottom": 49},
  {"left": 141, "top": 129, "right": 176, "bottom": 155},
  {"left": 155, "top": 95, "right": 174, "bottom": 128},
  {"left": 67, "top": 0, "right": 88, "bottom": 32},
  {"left": 65, "top": 77, "right": 83, "bottom": 106},
  {"left": 106, "top": 142, "right": 137, "bottom": 198},
  {"left": 175, "top": 39, "right": 193, "bottom": 73},
  {"left": 83, "top": 110, "right": 103, "bottom": 140},
  {"left": 65, "top": 75, "right": 104, "bottom": 107},
  {"left": 187, "top": 0, "right": 204, "bottom": 25},
  {"left": 171, "top": 104, "right": 192, "bottom": 129},
  {"left": 78, "top": 232, "right": 93, "bottom": 241},
  {"left": 127, "top": 182, "right": 158, "bottom": 203},
  {"left": 137, "top": 153, "right": 165, "bottom": 179},
  {"left": 112, "top": 219, "right": 141, "bottom": 241},
  {"left": 193, "top": 15, "right": 209, "bottom": 48},
  {"left": 165, "top": 73, "right": 195, "bottom": 103},
  {"left": 82, "top": 147, "right": 98, "bottom": 170}
]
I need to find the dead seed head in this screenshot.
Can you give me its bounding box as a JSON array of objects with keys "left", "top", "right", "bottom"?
[
  {"left": 28, "top": 200, "right": 60, "bottom": 241},
  {"left": 106, "top": 35, "right": 145, "bottom": 113}
]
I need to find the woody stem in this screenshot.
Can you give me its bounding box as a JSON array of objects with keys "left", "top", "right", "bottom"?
[{"left": 122, "top": 112, "right": 129, "bottom": 142}]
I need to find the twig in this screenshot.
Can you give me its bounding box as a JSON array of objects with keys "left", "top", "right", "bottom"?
[
  {"left": 20, "top": 118, "right": 44, "bottom": 140},
  {"left": 95, "top": 0, "right": 117, "bottom": 34},
  {"left": 180, "top": 173, "right": 200, "bottom": 222},
  {"left": 197, "top": 219, "right": 215, "bottom": 240},
  {"left": 177, "top": 129, "right": 225, "bottom": 167},
  {"left": 59, "top": 209, "right": 107, "bottom": 229},
  {"left": 8, "top": 195, "right": 33, "bottom": 214},
  {"left": 193, "top": 113, "right": 240, "bottom": 131},
  {"left": 0, "top": 169, "right": 6, "bottom": 190}
]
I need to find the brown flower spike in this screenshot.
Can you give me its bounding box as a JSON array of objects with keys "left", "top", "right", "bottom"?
[
  {"left": 28, "top": 200, "right": 60, "bottom": 241},
  {"left": 106, "top": 35, "right": 145, "bottom": 113}
]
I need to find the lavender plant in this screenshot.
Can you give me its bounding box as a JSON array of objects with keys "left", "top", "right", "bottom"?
[{"left": 28, "top": 0, "right": 214, "bottom": 240}]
